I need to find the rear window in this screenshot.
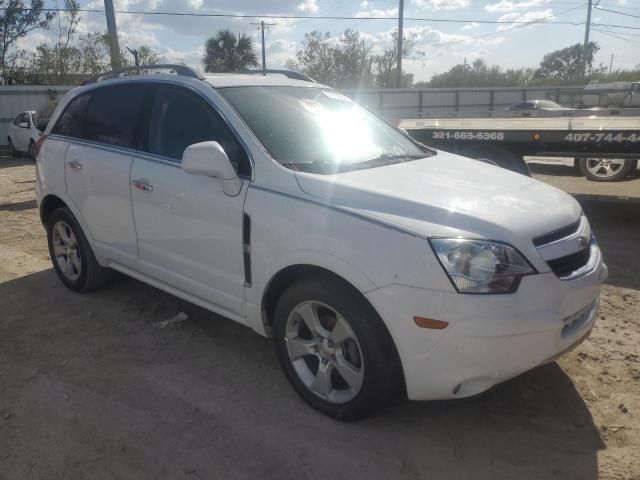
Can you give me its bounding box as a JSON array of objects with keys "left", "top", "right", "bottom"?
[
  {"left": 51, "top": 94, "right": 90, "bottom": 138},
  {"left": 84, "top": 85, "right": 145, "bottom": 148}
]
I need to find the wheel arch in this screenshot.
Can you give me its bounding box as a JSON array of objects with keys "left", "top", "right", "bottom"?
[
  {"left": 39, "top": 194, "right": 68, "bottom": 225},
  {"left": 261, "top": 263, "right": 407, "bottom": 396}
]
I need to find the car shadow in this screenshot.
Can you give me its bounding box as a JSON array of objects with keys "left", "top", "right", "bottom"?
[
  {"left": 528, "top": 162, "right": 582, "bottom": 177},
  {"left": 0, "top": 199, "right": 37, "bottom": 212},
  {"left": 0, "top": 268, "right": 603, "bottom": 480},
  {"left": 0, "top": 155, "right": 34, "bottom": 168},
  {"left": 578, "top": 196, "right": 640, "bottom": 291}
]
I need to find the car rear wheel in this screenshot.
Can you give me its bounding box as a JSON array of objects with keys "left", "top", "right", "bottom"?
[
  {"left": 8, "top": 138, "right": 16, "bottom": 157},
  {"left": 46, "top": 207, "right": 112, "bottom": 292},
  {"left": 273, "top": 276, "right": 402, "bottom": 420},
  {"left": 28, "top": 140, "right": 36, "bottom": 160},
  {"left": 579, "top": 158, "right": 636, "bottom": 182}
]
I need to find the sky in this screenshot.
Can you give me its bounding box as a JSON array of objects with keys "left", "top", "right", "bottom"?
[{"left": 16, "top": 0, "right": 640, "bottom": 83}]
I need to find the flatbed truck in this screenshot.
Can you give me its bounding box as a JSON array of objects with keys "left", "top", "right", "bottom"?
[{"left": 399, "top": 114, "right": 640, "bottom": 181}]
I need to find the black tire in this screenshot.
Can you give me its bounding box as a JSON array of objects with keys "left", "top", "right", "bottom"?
[
  {"left": 462, "top": 144, "right": 531, "bottom": 176},
  {"left": 273, "top": 275, "right": 403, "bottom": 421},
  {"left": 28, "top": 140, "right": 36, "bottom": 161},
  {"left": 46, "top": 207, "right": 112, "bottom": 292},
  {"left": 579, "top": 158, "right": 637, "bottom": 182},
  {"left": 7, "top": 138, "right": 16, "bottom": 157}
]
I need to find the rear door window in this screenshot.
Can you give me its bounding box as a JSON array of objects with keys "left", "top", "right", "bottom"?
[
  {"left": 51, "top": 94, "right": 90, "bottom": 138},
  {"left": 84, "top": 85, "right": 145, "bottom": 148}
]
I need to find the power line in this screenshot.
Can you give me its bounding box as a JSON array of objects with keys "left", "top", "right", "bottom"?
[
  {"left": 0, "top": 7, "right": 589, "bottom": 25},
  {"left": 592, "top": 28, "right": 640, "bottom": 47},
  {"left": 594, "top": 5, "right": 640, "bottom": 20},
  {"left": 591, "top": 22, "right": 640, "bottom": 30}
]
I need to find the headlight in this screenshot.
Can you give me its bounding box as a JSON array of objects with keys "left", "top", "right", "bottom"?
[{"left": 429, "top": 238, "right": 536, "bottom": 294}]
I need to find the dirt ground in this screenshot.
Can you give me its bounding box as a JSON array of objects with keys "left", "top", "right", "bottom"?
[{"left": 0, "top": 157, "right": 638, "bottom": 480}]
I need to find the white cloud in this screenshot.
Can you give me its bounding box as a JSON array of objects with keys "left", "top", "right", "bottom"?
[
  {"left": 412, "top": 0, "right": 471, "bottom": 10},
  {"left": 360, "top": 0, "right": 370, "bottom": 6},
  {"left": 485, "top": 0, "right": 550, "bottom": 13},
  {"left": 461, "top": 22, "right": 480, "bottom": 30},
  {"left": 455, "top": 49, "right": 490, "bottom": 58},
  {"left": 477, "top": 36, "right": 506, "bottom": 46},
  {"left": 265, "top": 38, "right": 298, "bottom": 67},
  {"left": 297, "top": 0, "right": 319, "bottom": 13},
  {"left": 355, "top": 7, "right": 398, "bottom": 18},
  {"left": 497, "top": 9, "right": 554, "bottom": 30}
]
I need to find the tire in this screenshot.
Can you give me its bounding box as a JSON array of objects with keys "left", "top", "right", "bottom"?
[
  {"left": 273, "top": 276, "right": 403, "bottom": 420},
  {"left": 28, "top": 140, "right": 36, "bottom": 161},
  {"left": 579, "top": 158, "right": 636, "bottom": 182},
  {"left": 462, "top": 144, "right": 531, "bottom": 176},
  {"left": 46, "top": 207, "right": 112, "bottom": 292},
  {"left": 7, "top": 138, "right": 16, "bottom": 157}
]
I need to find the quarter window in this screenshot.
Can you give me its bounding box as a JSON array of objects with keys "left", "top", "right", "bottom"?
[
  {"left": 146, "top": 87, "right": 250, "bottom": 176},
  {"left": 51, "top": 94, "right": 90, "bottom": 138},
  {"left": 84, "top": 85, "right": 145, "bottom": 148}
]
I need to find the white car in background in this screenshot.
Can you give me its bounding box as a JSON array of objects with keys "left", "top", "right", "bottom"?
[
  {"left": 7, "top": 110, "right": 41, "bottom": 159},
  {"left": 35, "top": 66, "right": 607, "bottom": 420}
]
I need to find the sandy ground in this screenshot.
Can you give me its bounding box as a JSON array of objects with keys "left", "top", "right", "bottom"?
[{"left": 0, "top": 157, "right": 639, "bottom": 480}]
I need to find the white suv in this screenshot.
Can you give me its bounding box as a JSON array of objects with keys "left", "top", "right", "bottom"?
[{"left": 36, "top": 66, "right": 607, "bottom": 420}]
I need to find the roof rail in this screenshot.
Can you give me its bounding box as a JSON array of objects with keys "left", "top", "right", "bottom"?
[
  {"left": 82, "top": 64, "right": 205, "bottom": 85},
  {"left": 240, "top": 69, "right": 316, "bottom": 83}
]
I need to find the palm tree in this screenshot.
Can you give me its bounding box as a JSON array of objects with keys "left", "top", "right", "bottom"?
[{"left": 203, "top": 29, "right": 259, "bottom": 73}]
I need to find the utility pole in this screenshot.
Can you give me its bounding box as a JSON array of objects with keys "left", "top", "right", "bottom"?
[
  {"left": 104, "top": 0, "right": 122, "bottom": 70},
  {"left": 395, "top": 0, "right": 404, "bottom": 88},
  {"left": 250, "top": 20, "right": 275, "bottom": 74},
  {"left": 609, "top": 53, "right": 614, "bottom": 74},
  {"left": 582, "top": 0, "right": 593, "bottom": 80}
]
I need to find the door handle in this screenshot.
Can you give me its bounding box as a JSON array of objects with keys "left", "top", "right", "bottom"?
[
  {"left": 66, "top": 160, "right": 82, "bottom": 170},
  {"left": 132, "top": 179, "right": 154, "bottom": 192}
]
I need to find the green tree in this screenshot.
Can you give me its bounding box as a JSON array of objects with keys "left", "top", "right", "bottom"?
[
  {"left": 373, "top": 31, "right": 418, "bottom": 88},
  {"left": 534, "top": 42, "right": 599, "bottom": 82},
  {"left": 0, "top": 0, "right": 54, "bottom": 82},
  {"left": 202, "top": 29, "right": 258, "bottom": 73},
  {"left": 287, "top": 29, "right": 374, "bottom": 88},
  {"left": 426, "top": 59, "right": 535, "bottom": 88}
]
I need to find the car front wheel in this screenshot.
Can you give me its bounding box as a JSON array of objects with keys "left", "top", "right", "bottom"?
[{"left": 273, "top": 276, "right": 402, "bottom": 420}]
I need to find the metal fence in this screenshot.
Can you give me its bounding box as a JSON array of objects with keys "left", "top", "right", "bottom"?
[
  {"left": 1, "top": 85, "right": 74, "bottom": 145},
  {"left": 343, "top": 85, "right": 637, "bottom": 119},
  {"left": 1, "top": 83, "right": 638, "bottom": 146}
]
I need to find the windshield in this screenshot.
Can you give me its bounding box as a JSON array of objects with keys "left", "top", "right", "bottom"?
[{"left": 219, "top": 86, "right": 430, "bottom": 173}]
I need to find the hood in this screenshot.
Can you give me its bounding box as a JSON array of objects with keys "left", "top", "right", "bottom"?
[{"left": 294, "top": 151, "right": 582, "bottom": 246}]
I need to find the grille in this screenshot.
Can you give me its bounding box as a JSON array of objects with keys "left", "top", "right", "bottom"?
[
  {"left": 547, "top": 247, "right": 591, "bottom": 278},
  {"left": 533, "top": 218, "right": 581, "bottom": 247}
]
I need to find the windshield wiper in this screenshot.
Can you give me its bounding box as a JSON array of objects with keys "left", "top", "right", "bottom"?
[
  {"left": 335, "top": 153, "right": 427, "bottom": 172},
  {"left": 285, "top": 153, "right": 430, "bottom": 174}
]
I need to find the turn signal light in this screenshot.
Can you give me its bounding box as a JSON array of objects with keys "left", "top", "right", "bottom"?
[{"left": 413, "top": 316, "right": 449, "bottom": 330}]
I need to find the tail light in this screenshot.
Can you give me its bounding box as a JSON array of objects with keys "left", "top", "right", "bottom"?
[{"left": 34, "top": 134, "right": 47, "bottom": 160}]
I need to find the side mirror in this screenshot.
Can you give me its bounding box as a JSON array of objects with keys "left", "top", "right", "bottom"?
[
  {"left": 181, "top": 141, "right": 242, "bottom": 196},
  {"left": 18, "top": 122, "right": 29, "bottom": 129}
]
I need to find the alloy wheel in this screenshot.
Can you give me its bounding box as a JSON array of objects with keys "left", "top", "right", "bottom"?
[
  {"left": 285, "top": 301, "right": 365, "bottom": 404},
  {"left": 585, "top": 158, "right": 626, "bottom": 179},
  {"left": 52, "top": 220, "right": 82, "bottom": 281}
]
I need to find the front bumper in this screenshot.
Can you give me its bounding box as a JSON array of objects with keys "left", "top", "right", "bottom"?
[{"left": 366, "top": 253, "right": 608, "bottom": 401}]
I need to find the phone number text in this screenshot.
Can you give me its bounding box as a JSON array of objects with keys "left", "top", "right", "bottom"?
[{"left": 431, "top": 131, "right": 505, "bottom": 141}]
